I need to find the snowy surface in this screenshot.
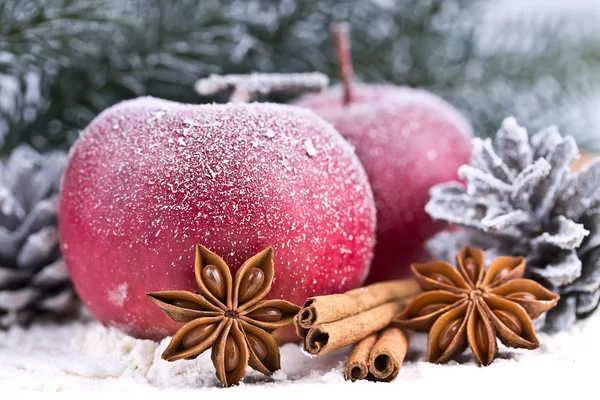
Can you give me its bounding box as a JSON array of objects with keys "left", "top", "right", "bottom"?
[{"left": 1, "top": 311, "right": 598, "bottom": 397}]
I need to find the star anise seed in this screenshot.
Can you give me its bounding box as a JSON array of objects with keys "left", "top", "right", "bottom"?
[
  {"left": 394, "top": 246, "right": 560, "bottom": 366},
  {"left": 147, "top": 245, "right": 300, "bottom": 387}
]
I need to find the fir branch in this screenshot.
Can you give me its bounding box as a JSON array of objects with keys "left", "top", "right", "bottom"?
[{"left": 4, "top": 0, "right": 600, "bottom": 154}]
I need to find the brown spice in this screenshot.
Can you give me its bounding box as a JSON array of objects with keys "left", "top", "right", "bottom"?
[
  {"left": 345, "top": 333, "right": 377, "bottom": 382},
  {"left": 344, "top": 327, "right": 408, "bottom": 383},
  {"left": 294, "top": 279, "right": 420, "bottom": 356},
  {"left": 393, "top": 246, "right": 560, "bottom": 366},
  {"left": 368, "top": 327, "right": 408, "bottom": 382},
  {"left": 147, "top": 245, "right": 299, "bottom": 387},
  {"left": 297, "top": 279, "right": 420, "bottom": 329}
]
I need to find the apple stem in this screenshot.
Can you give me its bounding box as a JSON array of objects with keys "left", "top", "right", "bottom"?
[
  {"left": 194, "top": 72, "right": 329, "bottom": 103},
  {"left": 331, "top": 22, "right": 355, "bottom": 106}
]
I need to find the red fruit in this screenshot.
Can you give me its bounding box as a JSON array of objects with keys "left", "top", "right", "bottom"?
[
  {"left": 295, "top": 84, "right": 472, "bottom": 282},
  {"left": 59, "top": 97, "right": 376, "bottom": 340},
  {"left": 294, "top": 23, "right": 472, "bottom": 282}
]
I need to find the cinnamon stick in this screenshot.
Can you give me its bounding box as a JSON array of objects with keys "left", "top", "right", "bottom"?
[
  {"left": 303, "top": 299, "right": 408, "bottom": 356},
  {"left": 344, "top": 333, "right": 377, "bottom": 382},
  {"left": 297, "top": 278, "right": 421, "bottom": 329},
  {"left": 368, "top": 327, "right": 408, "bottom": 382},
  {"left": 345, "top": 327, "right": 409, "bottom": 383}
]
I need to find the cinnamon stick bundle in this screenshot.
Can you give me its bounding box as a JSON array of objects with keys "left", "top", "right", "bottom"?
[
  {"left": 345, "top": 333, "right": 377, "bottom": 381},
  {"left": 344, "top": 327, "right": 409, "bottom": 383},
  {"left": 294, "top": 279, "right": 420, "bottom": 356}
]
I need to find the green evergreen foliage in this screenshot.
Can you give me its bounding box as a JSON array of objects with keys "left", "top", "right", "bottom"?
[{"left": 2, "top": 0, "right": 600, "bottom": 153}]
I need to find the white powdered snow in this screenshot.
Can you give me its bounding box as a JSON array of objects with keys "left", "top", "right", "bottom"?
[{"left": 0, "top": 312, "right": 598, "bottom": 397}]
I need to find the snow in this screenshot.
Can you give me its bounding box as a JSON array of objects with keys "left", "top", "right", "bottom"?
[{"left": 1, "top": 312, "right": 598, "bottom": 397}]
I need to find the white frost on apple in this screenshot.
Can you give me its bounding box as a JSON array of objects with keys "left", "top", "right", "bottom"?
[
  {"left": 302, "top": 139, "right": 317, "bottom": 157},
  {"left": 264, "top": 129, "right": 276, "bottom": 138},
  {"left": 107, "top": 283, "right": 128, "bottom": 307}
]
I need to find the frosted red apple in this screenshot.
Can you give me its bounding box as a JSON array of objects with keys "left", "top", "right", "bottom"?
[
  {"left": 59, "top": 97, "right": 376, "bottom": 340},
  {"left": 295, "top": 84, "right": 472, "bottom": 282}
]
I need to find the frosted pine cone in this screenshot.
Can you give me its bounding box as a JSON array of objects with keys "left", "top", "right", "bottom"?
[
  {"left": 426, "top": 117, "right": 600, "bottom": 333},
  {"left": 0, "top": 145, "right": 78, "bottom": 327}
]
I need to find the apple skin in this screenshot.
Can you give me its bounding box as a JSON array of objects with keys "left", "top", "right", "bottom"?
[
  {"left": 295, "top": 84, "right": 472, "bottom": 282},
  {"left": 59, "top": 97, "right": 376, "bottom": 340}
]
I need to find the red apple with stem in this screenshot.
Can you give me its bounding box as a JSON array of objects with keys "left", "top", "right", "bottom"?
[
  {"left": 295, "top": 23, "right": 473, "bottom": 282},
  {"left": 59, "top": 79, "right": 376, "bottom": 342}
]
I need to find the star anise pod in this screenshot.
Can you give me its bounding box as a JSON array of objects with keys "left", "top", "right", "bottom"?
[
  {"left": 147, "top": 245, "right": 300, "bottom": 387},
  {"left": 393, "top": 246, "right": 560, "bottom": 366}
]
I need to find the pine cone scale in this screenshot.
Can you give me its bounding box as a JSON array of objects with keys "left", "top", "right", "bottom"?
[
  {"left": 427, "top": 117, "right": 600, "bottom": 332},
  {"left": 577, "top": 290, "right": 600, "bottom": 315},
  {"left": 0, "top": 145, "right": 78, "bottom": 328},
  {"left": 0, "top": 267, "right": 32, "bottom": 289}
]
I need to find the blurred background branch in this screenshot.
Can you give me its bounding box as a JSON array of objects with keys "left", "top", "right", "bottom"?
[{"left": 2, "top": 0, "right": 600, "bottom": 153}]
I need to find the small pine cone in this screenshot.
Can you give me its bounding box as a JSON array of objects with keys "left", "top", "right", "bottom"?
[
  {"left": 0, "top": 145, "right": 78, "bottom": 328},
  {"left": 426, "top": 117, "right": 600, "bottom": 333}
]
